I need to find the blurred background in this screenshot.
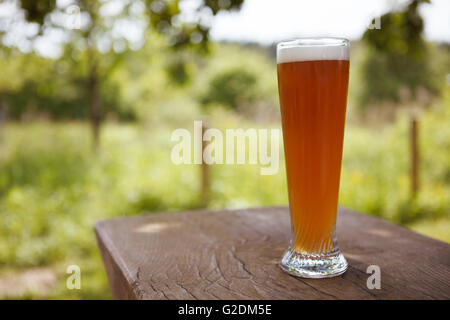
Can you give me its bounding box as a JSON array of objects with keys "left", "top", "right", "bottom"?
[{"left": 0, "top": 0, "right": 448, "bottom": 299}]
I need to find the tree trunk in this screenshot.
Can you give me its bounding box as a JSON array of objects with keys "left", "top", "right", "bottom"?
[
  {"left": 88, "top": 56, "right": 102, "bottom": 151},
  {"left": 410, "top": 116, "right": 419, "bottom": 197}
]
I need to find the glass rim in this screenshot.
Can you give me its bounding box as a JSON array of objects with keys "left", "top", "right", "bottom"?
[{"left": 277, "top": 37, "right": 349, "bottom": 49}]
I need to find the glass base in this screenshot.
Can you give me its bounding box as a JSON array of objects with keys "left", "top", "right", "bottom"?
[{"left": 280, "top": 248, "right": 348, "bottom": 279}]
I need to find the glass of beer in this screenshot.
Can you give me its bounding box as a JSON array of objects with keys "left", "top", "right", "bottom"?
[{"left": 277, "top": 38, "right": 350, "bottom": 278}]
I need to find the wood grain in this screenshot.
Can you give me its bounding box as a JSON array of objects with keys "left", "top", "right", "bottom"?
[{"left": 95, "top": 206, "right": 450, "bottom": 300}]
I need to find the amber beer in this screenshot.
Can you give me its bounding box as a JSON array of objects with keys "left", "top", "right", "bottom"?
[{"left": 277, "top": 38, "right": 349, "bottom": 278}]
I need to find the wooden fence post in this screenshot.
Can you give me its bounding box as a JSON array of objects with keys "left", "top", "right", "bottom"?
[
  {"left": 201, "top": 122, "right": 210, "bottom": 206},
  {"left": 410, "top": 115, "right": 419, "bottom": 197}
]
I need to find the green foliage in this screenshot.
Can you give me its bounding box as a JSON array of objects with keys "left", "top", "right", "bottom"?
[
  {"left": 0, "top": 48, "right": 139, "bottom": 121},
  {"left": 360, "top": 0, "right": 442, "bottom": 109},
  {"left": 146, "top": 0, "right": 244, "bottom": 50},
  {"left": 200, "top": 68, "right": 258, "bottom": 109},
  {"left": 195, "top": 43, "right": 279, "bottom": 119},
  {"left": 339, "top": 92, "right": 450, "bottom": 224},
  {"left": 19, "top": 0, "right": 56, "bottom": 26}
]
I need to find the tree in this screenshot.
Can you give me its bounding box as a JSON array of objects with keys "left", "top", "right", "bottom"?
[
  {"left": 200, "top": 68, "right": 258, "bottom": 109},
  {"left": 2, "top": 0, "right": 244, "bottom": 149},
  {"left": 0, "top": 0, "right": 51, "bottom": 137},
  {"left": 361, "top": 0, "right": 439, "bottom": 197},
  {"left": 0, "top": 49, "right": 20, "bottom": 133},
  {"left": 360, "top": 0, "right": 438, "bottom": 107}
]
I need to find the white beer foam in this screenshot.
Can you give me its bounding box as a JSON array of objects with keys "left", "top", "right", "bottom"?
[{"left": 277, "top": 39, "right": 349, "bottom": 64}]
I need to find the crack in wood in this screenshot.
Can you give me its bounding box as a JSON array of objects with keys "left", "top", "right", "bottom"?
[
  {"left": 230, "top": 246, "right": 253, "bottom": 279},
  {"left": 148, "top": 274, "right": 170, "bottom": 300},
  {"left": 296, "top": 279, "right": 339, "bottom": 299}
]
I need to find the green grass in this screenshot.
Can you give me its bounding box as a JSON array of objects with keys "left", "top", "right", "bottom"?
[
  {"left": 0, "top": 98, "right": 449, "bottom": 298},
  {"left": 408, "top": 217, "right": 450, "bottom": 243}
]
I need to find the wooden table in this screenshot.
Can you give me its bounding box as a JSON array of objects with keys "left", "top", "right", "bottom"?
[{"left": 95, "top": 206, "right": 450, "bottom": 300}]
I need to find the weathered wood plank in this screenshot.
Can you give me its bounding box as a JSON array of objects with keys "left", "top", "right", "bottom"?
[{"left": 95, "top": 206, "right": 450, "bottom": 300}]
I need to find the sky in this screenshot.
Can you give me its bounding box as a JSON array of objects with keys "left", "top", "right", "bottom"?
[
  {"left": 207, "top": 0, "right": 450, "bottom": 44},
  {"left": 0, "top": 0, "right": 449, "bottom": 58}
]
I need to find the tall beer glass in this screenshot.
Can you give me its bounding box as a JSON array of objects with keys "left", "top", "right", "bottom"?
[{"left": 277, "top": 38, "right": 349, "bottom": 278}]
